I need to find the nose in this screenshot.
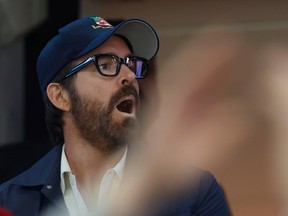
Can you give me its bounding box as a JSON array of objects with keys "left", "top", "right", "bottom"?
[{"left": 118, "top": 64, "right": 138, "bottom": 87}]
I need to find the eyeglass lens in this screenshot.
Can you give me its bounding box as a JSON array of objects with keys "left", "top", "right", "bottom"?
[
  {"left": 96, "top": 55, "right": 147, "bottom": 78},
  {"left": 97, "top": 55, "right": 119, "bottom": 76}
]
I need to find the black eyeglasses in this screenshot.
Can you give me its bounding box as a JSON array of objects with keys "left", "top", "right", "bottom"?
[{"left": 63, "top": 54, "right": 149, "bottom": 81}]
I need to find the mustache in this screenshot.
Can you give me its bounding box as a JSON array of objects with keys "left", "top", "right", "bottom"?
[{"left": 108, "top": 85, "right": 139, "bottom": 110}]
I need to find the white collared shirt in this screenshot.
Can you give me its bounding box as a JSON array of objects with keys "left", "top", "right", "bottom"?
[{"left": 60, "top": 145, "right": 127, "bottom": 216}]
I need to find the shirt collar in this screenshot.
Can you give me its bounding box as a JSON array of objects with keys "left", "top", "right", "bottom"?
[
  {"left": 112, "top": 147, "right": 127, "bottom": 181},
  {"left": 60, "top": 145, "right": 72, "bottom": 194},
  {"left": 60, "top": 145, "right": 127, "bottom": 193}
]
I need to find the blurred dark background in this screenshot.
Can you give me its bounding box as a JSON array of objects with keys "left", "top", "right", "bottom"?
[{"left": 0, "top": 0, "right": 79, "bottom": 184}]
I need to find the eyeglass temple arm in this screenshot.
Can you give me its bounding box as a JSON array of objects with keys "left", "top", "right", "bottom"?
[{"left": 64, "top": 57, "right": 95, "bottom": 79}]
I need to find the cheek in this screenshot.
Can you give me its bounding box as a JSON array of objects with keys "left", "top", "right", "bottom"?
[{"left": 74, "top": 76, "right": 115, "bottom": 106}]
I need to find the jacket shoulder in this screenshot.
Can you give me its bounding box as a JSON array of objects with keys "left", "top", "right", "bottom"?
[
  {"left": 163, "top": 169, "right": 232, "bottom": 216},
  {"left": 0, "top": 145, "right": 62, "bottom": 190},
  {"left": 0, "top": 145, "right": 64, "bottom": 215}
]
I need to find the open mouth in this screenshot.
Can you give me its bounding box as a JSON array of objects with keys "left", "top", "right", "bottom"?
[{"left": 116, "top": 96, "right": 137, "bottom": 114}]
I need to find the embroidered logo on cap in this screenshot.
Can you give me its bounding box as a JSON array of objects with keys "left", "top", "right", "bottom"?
[{"left": 90, "top": 16, "right": 113, "bottom": 29}]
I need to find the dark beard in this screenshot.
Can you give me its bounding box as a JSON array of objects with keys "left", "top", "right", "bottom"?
[{"left": 70, "top": 85, "right": 139, "bottom": 153}]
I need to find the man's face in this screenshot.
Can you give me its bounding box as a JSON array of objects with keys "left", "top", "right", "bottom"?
[{"left": 68, "top": 36, "right": 140, "bottom": 152}]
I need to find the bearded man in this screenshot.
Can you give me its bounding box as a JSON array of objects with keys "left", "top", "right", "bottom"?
[{"left": 0, "top": 16, "right": 231, "bottom": 216}]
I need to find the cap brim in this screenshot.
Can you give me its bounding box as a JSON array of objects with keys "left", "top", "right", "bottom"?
[{"left": 115, "top": 19, "right": 159, "bottom": 60}]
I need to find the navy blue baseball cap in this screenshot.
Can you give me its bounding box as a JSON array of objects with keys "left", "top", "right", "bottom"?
[{"left": 37, "top": 16, "right": 159, "bottom": 94}]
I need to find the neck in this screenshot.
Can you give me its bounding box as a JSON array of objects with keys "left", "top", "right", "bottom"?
[{"left": 65, "top": 140, "right": 126, "bottom": 179}]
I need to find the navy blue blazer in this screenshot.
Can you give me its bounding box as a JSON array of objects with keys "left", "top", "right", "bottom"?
[{"left": 0, "top": 145, "right": 231, "bottom": 216}]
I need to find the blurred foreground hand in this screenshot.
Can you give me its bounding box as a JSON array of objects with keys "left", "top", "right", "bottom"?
[{"left": 110, "top": 29, "right": 259, "bottom": 215}]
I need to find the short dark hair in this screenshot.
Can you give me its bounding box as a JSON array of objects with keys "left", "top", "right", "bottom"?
[{"left": 43, "top": 63, "right": 76, "bottom": 146}]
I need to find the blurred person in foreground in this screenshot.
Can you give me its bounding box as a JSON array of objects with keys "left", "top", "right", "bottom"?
[
  {"left": 0, "top": 16, "right": 231, "bottom": 216},
  {"left": 258, "top": 45, "right": 288, "bottom": 216}
]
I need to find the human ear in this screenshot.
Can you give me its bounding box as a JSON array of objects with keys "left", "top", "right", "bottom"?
[{"left": 46, "top": 83, "right": 71, "bottom": 111}]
